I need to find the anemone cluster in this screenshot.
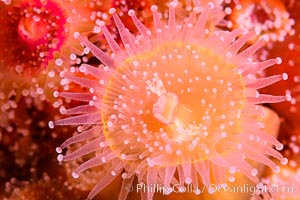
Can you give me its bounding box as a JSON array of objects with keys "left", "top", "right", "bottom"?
[{"left": 1, "top": 0, "right": 300, "bottom": 200}]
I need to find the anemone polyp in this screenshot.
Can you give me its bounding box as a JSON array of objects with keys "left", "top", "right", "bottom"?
[
  {"left": 0, "top": 0, "right": 68, "bottom": 73},
  {"left": 229, "top": 0, "right": 295, "bottom": 43},
  {"left": 51, "top": 3, "right": 290, "bottom": 200},
  {"left": 0, "top": 0, "right": 110, "bottom": 105}
]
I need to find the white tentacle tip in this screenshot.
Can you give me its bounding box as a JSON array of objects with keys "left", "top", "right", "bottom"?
[
  {"left": 185, "top": 177, "right": 192, "bottom": 184},
  {"left": 53, "top": 91, "right": 59, "bottom": 98},
  {"left": 251, "top": 168, "right": 258, "bottom": 176},
  {"left": 109, "top": 8, "right": 116, "bottom": 14},
  {"left": 57, "top": 154, "right": 64, "bottom": 162},
  {"left": 56, "top": 147, "right": 62, "bottom": 154},
  {"left": 169, "top": 0, "right": 178, "bottom": 8},
  {"left": 48, "top": 121, "right": 55, "bottom": 129},
  {"left": 151, "top": 5, "right": 158, "bottom": 12},
  {"left": 282, "top": 73, "right": 288, "bottom": 80},
  {"left": 98, "top": 20, "right": 105, "bottom": 27},
  {"left": 276, "top": 57, "right": 282, "bottom": 64},
  {"left": 208, "top": 2, "right": 215, "bottom": 9},
  {"left": 276, "top": 143, "right": 284, "bottom": 150},
  {"left": 73, "top": 32, "right": 80, "bottom": 39},
  {"left": 128, "top": 9, "right": 135, "bottom": 16},
  {"left": 286, "top": 93, "right": 292, "bottom": 101},
  {"left": 72, "top": 172, "right": 79, "bottom": 179},
  {"left": 281, "top": 158, "right": 288, "bottom": 165}
]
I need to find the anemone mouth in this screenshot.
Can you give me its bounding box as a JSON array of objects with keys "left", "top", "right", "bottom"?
[
  {"left": 102, "top": 41, "right": 246, "bottom": 167},
  {"left": 17, "top": 15, "right": 49, "bottom": 44}
]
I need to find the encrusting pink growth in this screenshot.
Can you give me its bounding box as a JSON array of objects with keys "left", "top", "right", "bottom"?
[{"left": 50, "top": 2, "right": 290, "bottom": 200}]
